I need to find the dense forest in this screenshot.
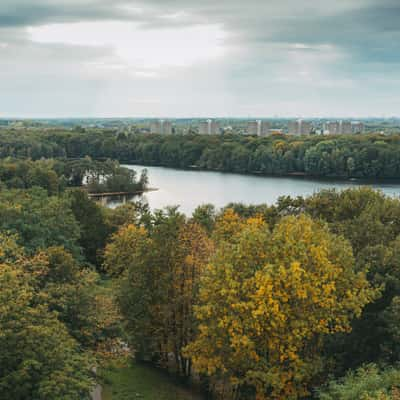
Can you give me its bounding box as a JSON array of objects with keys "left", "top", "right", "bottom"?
[
  {"left": 1, "top": 129, "right": 400, "bottom": 399},
  {"left": 1, "top": 128, "right": 400, "bottom": 179},
  {"left": 102, "top": 188, "right": 400, "bottom": 400}
]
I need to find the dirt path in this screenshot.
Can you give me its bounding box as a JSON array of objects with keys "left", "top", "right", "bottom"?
[{"left": 91, "top": 384, "right": 102, "bottom": 400}]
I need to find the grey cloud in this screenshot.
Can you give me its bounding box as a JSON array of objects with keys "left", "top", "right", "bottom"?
[
  {"left": 128, "top": 0, "right": 400, "bottom": 66},
  {"left": 0, "top": 0, "right": 144, "bottom": 27},
  {"left": 2, "top": 0, "right": 398, "bottom": 61},
  {"left": 1, "top": 0, "right": 400, "bottom": 117}
]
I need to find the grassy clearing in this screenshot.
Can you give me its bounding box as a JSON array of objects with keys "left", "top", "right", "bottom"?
[{"left": 102, "top": 362, "right": 204, "bottom": 400}]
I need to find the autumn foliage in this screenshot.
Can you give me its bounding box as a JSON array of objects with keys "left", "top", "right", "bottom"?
[
  {"left": 104, "top": 207, "right": 378, "bottom": 399},
  {"left": 186, "top": 213, "right": 376, "bottom": 399},
  {"left": 1, "top": 161, "right": 394, "bottom": 400},
  {"left": 104, "top": 209, "right": 213, "bottom": 376}
]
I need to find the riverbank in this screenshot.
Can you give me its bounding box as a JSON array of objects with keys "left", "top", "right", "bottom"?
[
  {"left": 120, "top": 164, "right": 400, "bottom": 216},
  {"left": 125, "top": 162, "right": 400, "bottom": 185}
]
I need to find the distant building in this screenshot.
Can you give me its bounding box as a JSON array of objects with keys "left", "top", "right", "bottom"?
[
  {"left": 150, "top": 120, "right": 161, "bottom": 134},
  {"left": 199, "top": 119, "right": 220, "bottom": 135},
  {"left": 288, "top": 121, "right": 297, "bottom": 135},
  {"left": 163, "top": 120, "right": 172, "bottom": 135},
  {"left": 352, "top": 121, "right": 364, "bottom": 133},
  {"left": 198, "top": 121, "right": 209, "bottom": 135},
  {"left": 150, "top": 120, "right": 172, "bottom": 134},
  {"left": 210, "top": 120, "right": 220, "bottom": 135},
  {"left": 340, "top": 120, "right": 352, "bottom": 135},
  {"left": 247, "top": 120, "right": 260, "bottom": 135},
  {"left": 324, "top": 120, "right": 362, "bottom": 135},
  {"left": 259, "top": 121, "right": 271, "bottom": 137},
  {"left": 301, "top": 121, "right": 313, "bottom": 135},
  {"left": 288, "top": 119, "right": 312, "bottom": 135},
  {"left": 246, "top": 120, "right": 271, "bottom": 136},
  {"left": 323, "top": 121, "right": 340, "bottom": 135}
]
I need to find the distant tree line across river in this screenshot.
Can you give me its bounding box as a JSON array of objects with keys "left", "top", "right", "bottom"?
[{"left": 1, "top": 128, "right": 400, "bottom": 179}]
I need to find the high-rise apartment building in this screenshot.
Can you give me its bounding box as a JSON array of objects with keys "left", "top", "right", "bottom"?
[
  {"left": 210, "top": 120, "right": 220, "bottom": 135},
  {"left": 150, "top": 121, "right": 160, "bottom": 134},
  {"left": 352, "top": 121, "right": 364, "bottom": 133},
  {"left": 199, "top": 119, "right": 220, "bottom": 135},
  {"left": 150, "top": 120, "right": 172, "bottom": 134},
  {"left": 259, "top": 121, "right": 271, "bottom": 136},
  {"left": 162, "top": 120, "right": 172, "bottom": 135},
  {"left": 324, "top": 121, "right": 340, "bottom": 135},
  {"left": 288, "top": 121, "right": 297, "bottom": 135},
  {"left": 246, "top": 120, "right": 271, "bottom": 136},
  {"left": 247, "top": 120, "right": 260, "bottom": 135},
  {"left": 288, "top": 119, "right": 312, "bottom": 135},
  {"left": 340, "top": 120, "right": 352, "bottom": 134},
  {"left": 324, "top": 120, "right": 362, "bottom": 135},
  {"left": 198, "top": 121, "right": 209, "bottom": 135}
]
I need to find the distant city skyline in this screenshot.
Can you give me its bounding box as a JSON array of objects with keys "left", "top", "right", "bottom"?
[
  {"left": 1, "top": 1, "right": 400, "bottom": 118},
  {"left": 1, "top": 115, "right": 396, "bottom": 120}
]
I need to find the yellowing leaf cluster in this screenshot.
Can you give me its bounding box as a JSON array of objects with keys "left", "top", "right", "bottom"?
[{"left": 185, "top": 211, "right": 377, "bottom": 399}]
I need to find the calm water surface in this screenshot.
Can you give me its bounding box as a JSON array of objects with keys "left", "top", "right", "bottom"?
[{"left": 121, "top": 165, "right": 400, "bottom": 216}]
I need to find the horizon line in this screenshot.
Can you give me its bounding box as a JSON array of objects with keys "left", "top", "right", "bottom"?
[{"left": 1, "top": 116, "right": 399, "bottom": 120}]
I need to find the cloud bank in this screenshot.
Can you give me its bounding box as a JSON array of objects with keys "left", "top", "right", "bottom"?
[{"left": 1, "top": 0, "right": 399, "bottom": 117}]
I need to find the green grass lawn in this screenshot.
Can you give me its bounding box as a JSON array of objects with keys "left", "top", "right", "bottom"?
[{"left": 102, "top": 362, "right": 204, "bottom": 400}]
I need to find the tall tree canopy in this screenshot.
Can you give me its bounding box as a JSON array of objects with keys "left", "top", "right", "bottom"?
[
  {"left": 0, "top": 236, "right": 95, "bottom": 400},
  {"left": 185, "top": 212, "right": 377, "bottom": 399}
]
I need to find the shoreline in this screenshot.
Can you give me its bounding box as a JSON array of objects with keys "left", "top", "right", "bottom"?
[
  {"left": 87, "top": 187, "right": 158, "bottom": 198},
  {"left": 124, "top": 163, "right": 400, "bottom": 186}
]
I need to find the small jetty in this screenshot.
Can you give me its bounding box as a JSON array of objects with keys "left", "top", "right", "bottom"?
[{"left": 87, "top": 188, "right": 158, "bottom": 205}]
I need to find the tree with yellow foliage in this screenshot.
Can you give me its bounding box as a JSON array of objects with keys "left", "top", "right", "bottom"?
[
  {"left": 185, "top": 211, "right": 377, "bottom": 399},
  {"left": 104, "top": 209, "right": 212, "bottom": 376}
]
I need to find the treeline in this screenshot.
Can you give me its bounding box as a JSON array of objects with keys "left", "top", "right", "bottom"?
[
  {"left": 0, "top": 157, "right": 148, "bottom": 194},
  {"left": 1, "top": 128, "right": 400, "bottom": 178},
  {"left": 102, "top": 188, "right": 400, "bottom": 399}
]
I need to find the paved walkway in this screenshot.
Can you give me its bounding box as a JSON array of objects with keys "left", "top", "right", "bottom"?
[{"left": 91, "top": 384, "right": 102, "bottom": 400}]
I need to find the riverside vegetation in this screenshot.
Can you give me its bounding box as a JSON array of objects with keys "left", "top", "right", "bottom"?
[
  {"left": 1, "top": 129, "right": 400, "bottom": 399},
  {"left": 1, "top": 127, "right": 400, "bottom": 178}
]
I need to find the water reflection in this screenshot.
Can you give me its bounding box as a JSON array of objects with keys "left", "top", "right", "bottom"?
[{"left": 102, "top": 165, "right": 400, "bottom": 216}]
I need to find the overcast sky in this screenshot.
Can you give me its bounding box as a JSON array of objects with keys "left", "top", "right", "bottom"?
[{"left": 1, "top": 0, "right": 399, "bottom": 118}]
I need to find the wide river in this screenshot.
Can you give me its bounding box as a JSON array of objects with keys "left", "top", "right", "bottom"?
[{"left": 121, "top": 164, "right": 400, "bottom": 216}]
